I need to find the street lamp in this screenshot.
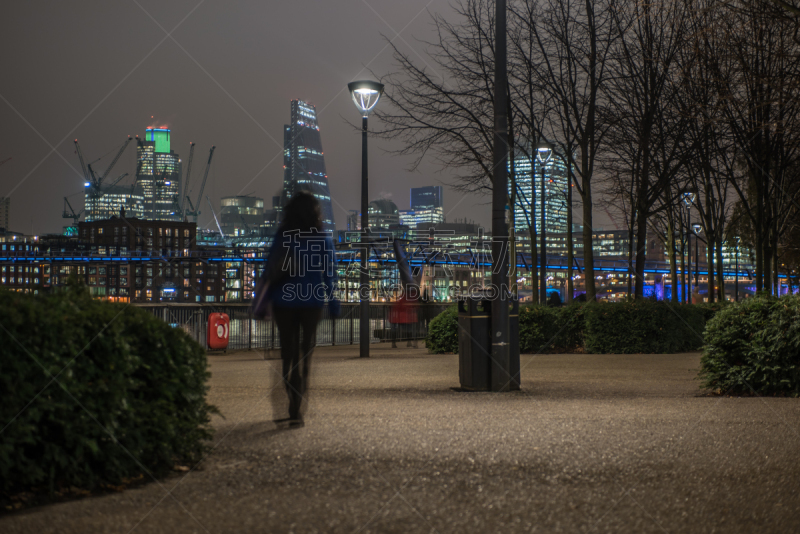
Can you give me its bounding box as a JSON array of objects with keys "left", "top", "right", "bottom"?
[
  {"left": 348, "top": 80, "right": 384, "bottom": 358},
  {"left": 536, "top": 141, "right": 553, "bottom": 304},
  {"left": 693, "top": 224, "right": 702, "bottom": 289}
]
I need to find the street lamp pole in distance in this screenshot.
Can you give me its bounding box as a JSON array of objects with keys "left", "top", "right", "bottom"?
[
  {"left": 348, "top": 80, "right": 384, "bottom": 358},
  {"left": 536, "top": 141, "right": 553, "bottom": 305}
]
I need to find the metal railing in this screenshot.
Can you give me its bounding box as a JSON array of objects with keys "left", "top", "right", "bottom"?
[{"left": 137, "top": 302, "right": 450, "bottom": 351}]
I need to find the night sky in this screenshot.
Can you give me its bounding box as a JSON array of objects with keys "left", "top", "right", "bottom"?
[{"left": 1, "top": 1, "right": 610, "bottom": 235}]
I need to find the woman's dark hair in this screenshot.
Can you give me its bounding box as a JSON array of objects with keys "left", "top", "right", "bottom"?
[{"left": 280, "top": 191, "right": 323, "bottom": 233}]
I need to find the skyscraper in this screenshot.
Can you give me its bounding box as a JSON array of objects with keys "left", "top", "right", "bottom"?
[
  {"left": 411, "top": 186, "right": 443, "bottom": 210},
  {"left": 404, "top": 186, "right": 444, "bottom": 228},
  {"left": 283, "top": 100, "right": 336, "bottom": 233},
  {"left": 137, "top": 127, "right": 182, "bottom": 221},
  {"left": 511, "top": 152, "right": 568, "bottom": 236}
]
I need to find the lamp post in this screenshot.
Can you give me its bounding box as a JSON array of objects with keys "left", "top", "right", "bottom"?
[
  {"left": 693, "top": 224, "right": 702, "bottom": 289},
  {"left": 348, "top": 80, "right": 384, "bottom": 359},
  {"left": 536, "top": 141, "right": 553, "bottom": 304}
]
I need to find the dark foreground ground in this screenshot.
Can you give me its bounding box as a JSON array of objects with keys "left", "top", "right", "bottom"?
[{"left": 2, "top": 345, "right": 799, "bottom": 533}]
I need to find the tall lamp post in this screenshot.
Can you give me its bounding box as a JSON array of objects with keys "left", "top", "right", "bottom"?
[
  {"left": 536, "top": 141, "right": 553, "bottom": 304},
  {"left": 348, "top": 80, "right": 384, "bottom": 359},
  {"left": 693, "top": 223, "right": 702, "bottom": 291}
]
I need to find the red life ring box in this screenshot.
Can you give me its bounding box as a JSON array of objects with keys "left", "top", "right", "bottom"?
[{"left": 207, "top": 312, "right": 230, "bottom": 350}]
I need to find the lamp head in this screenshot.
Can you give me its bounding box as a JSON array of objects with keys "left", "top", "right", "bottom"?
[
  {"left": 536, "top": 141, "right": 553, "bottom": 164},
  {"left": 683, "top": 191, "right": 696, "bottom": 206},
  {"left": 348, "top": 80, "right": 384, "bottom": 117},
  {"left": 693, "top": 223, "right": 702, "bottom": 233}
]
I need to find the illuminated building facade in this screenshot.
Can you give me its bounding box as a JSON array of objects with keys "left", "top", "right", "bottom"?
[
  {"left": 511, "top": 152, "right": 568, "bottom": 236},
  {"left": 399, "top": 207, "right": 444, "bottom": 229},
  {"left": 84, "top": 185, "right": 145, "bottom": 222},
  {"left": 137, "top": 128, "right": 182, "bottom": 221},
  {"left": 283, "top": 100, "right": 336, "bottom": 233},
  {"left": 220, "top": 195, "right": 265, "bottom": 236},
  {"left": 411, "top": 186, "right": 443, "bottom": 210}
]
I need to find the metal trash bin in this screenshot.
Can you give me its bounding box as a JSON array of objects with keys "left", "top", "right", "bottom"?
[{"left": 457, "top": 297, "right": 520, "bottom": 391}]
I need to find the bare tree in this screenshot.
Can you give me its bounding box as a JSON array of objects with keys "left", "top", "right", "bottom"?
[{"left": 511, "top": 0, "right": 618, "bottom": 301}]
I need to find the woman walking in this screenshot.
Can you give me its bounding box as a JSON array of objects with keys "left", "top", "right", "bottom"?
[{"left": 257, "top": 192, "right": 338, "bottom": 428}]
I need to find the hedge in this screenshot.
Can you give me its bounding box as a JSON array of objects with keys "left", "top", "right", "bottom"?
[
  {"left": 427, "top": 299, "right": 726, "bottom": 355},
  {"left": 584, "top": 300, "right": 707, "bottom": 354},
  {"left": 519, "top": 304, "right": 586, "bottom": 353},
  {"left": 700, "top": 295, "right": 800, "bottom": 396},
  {"left": 0, "top": 284, "right": 216, "bottom": 493}
]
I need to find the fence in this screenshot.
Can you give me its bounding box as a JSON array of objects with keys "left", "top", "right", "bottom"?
[{"left": 137, "top": 302, "right": 450, "bottom": 351}]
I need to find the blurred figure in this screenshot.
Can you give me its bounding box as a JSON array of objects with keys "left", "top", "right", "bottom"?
[{"left": 260, "top": 192, "right": 338, "bottom": 428}]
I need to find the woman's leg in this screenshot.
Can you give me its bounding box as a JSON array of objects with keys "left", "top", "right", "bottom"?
[
  {"left": 274, "top": 307, "right": 301, "bottom": 419},
  {"left": 295, "top": 307, "right": 322, "bottom": 418}
]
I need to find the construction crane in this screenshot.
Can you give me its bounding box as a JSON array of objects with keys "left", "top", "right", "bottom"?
[
  {"left": 206, "top": 196, "right": 225, "bottom": 239},
  {"left": 75, "top": 137, "right": 133, "bottom": 219},
  {"left": 62, "top": 197, "right": 84, "bottom": 235},
  {"left": 179, "top": 142, "right": 196, "bottom": 218},
  {"left": 185, "top": 146, "right": 216, "bottom": 223}
]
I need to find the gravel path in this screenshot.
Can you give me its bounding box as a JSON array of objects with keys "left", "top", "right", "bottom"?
[{"left": 2, "top": 345, "right": 799, "bottom": 533}]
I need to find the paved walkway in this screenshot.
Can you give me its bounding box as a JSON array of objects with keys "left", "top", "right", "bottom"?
[{"left": 3, "top": 345, "right": 799, "bottom": 533}]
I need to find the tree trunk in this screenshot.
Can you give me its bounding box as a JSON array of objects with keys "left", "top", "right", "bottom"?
[
  {"left": 582, "top": 173, "right": 596, "bottom": 301},
  {"left": 716, "top": 237, "right": 724, "bottom": 301},
  {"left": 566, "top": 163, "right": 574, "bottom": 304},
  {"left": 634, "top": 203, "right": 648, "bottom": 299},
  {"left": 706, "top": 232, "right": 715, "bottom": 303}
]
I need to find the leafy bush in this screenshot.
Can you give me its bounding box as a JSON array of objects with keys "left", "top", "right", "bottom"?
[
  {"left": 584, "top": 300, "right": 706, "bottom": 353},
  {"left": 428, "top": 299, "right": 724, "bottom": 356},
  {"left": 518, "top": 304, "right": 586, "bottom": 353},
  {"left": 695, "top": 301, "right": 730, "bottom": 324},
  {"left": 0, "top": 285, "right": 215, "bottom": 493},
  {"left": 426, "top": 306, "right": 459, "bottom": 354},
  {"left": 700, "top": 295, "right": 800, "bottom": 396}
]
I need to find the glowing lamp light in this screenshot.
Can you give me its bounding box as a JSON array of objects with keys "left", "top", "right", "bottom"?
[
  {"left": 347, "top": 80, "right": 385, "bottom": 117},
  {"left": 84, "top": 182, "right": 91, "bottom": 187}
]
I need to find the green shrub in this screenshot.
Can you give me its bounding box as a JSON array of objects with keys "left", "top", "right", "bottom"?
[
  {"left": 428, "top": 299, "right": 725, "bottom": 356},
  {"left": 695, "top": 301, "right": 730, "bottom": 324},
  {"left": 0, "top": 285, "right": 215, "bottom": 493},
  {"left": 584, "top": 300, "right": 706, "bottom": 353},
  {"left": 518, "top": 304, "right": 586, "bottom": 353},
  {"left": 699, "top": 295, "right": 800, "bottom": 396},
  {"left": 426, "top": 306, "right": 459, "bottom": 354}
]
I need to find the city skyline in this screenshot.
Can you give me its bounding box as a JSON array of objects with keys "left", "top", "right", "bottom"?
[{"left": 0, "top": 1, "right": 531, "bottom": 236}]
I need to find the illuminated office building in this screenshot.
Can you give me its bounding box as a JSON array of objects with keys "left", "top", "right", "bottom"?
[
  {"left": 136, "top": 127, "right": 182, "bottom": 221},
  {"left": 282, "top": 100, "right": 336, "bottom": 233},
  {"left": 220, "top": 195, "right": 264, "bottom": 236},
  {"left": 510, "top": 151, "right": 568, "bottom": 236},
  {"left": 400, "top": 186, "right": 445, "bottom": 229},
  {"left": 84, "top": 184, "right": 145, "bottom": 222},
  {"left": 411, "top": 186, "right": 443, "bottom": 210},
  {"left": 399, "top": 207, "right": 444, "bottom": 229}
]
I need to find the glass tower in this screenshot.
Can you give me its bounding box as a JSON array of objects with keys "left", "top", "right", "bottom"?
[
  {"left": 137, "top": 128, "right": 181, "bottom": 221},
  {"left": 510, "top": 151, "right": 568, "bottom": 236},
  {"left": 282, "top": 100, "right": 336, "bottom": 233},
  {"left": 410, "top": 186, "right": 443, "bottom": 210}
]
